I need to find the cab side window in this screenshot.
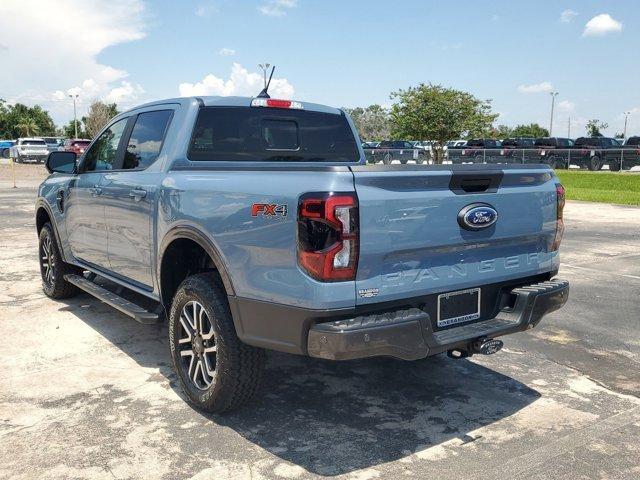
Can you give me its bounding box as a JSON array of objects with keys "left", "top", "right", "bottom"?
[
  {"left": 83, "top": 118, "right": 128, "bottom": 172},
  {"left": 123, "top": 110, "right": 173, "bottom": 170}
]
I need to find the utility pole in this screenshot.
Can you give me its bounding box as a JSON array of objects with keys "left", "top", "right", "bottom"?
[
  {"left": 623, "top": 111, "right": 631, "bottom": 140},
  {"left": 258, "top": 63, "right": 271, "bottom": 88},
  {"left": 568, "top": 116, "right": 571, "bottom": 138},
  {"left": 69, "top": 94, "right": 79, "bottom": 139},
  {"left": 549, "top": 92, "right": 558, "bottom": 136}
]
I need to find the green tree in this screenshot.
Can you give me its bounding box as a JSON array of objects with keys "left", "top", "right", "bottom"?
[
  {"left": 586, "top": 119, "right": 608, "bottom": 137},
  {"left": 511, "top": 123, "right": 549, "bottom": 138},
  {"left": 84, "top": 101, "right": 119, "bottom": 138},
  {"left": 0, "top": 100, "right": 57, "bottom": 138},
  {"left": 16, "top": 119, "right": 39, "bottom": 137},
  {"left": 61, "top": 119, "right": 88, "bottom": 139},
  {"left": 495, "top": 125, "right": 514, "bottom": 139},
  {"left": 389, "top": 83, "right": 498, "bottom": 162},
  {"left": 343, "top": 104, "right": 391, "bottom": 141}
]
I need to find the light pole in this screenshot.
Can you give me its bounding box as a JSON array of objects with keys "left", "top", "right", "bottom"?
[
  {"left": 69, "top": 94, "right": 79, "bottom": 139},
  {"left": 549, "top": 92, "right": 558, "bottom": 136},
  {"left": 623, "top": 111, "right": 631, "bottom": 140},
  {"left": 258, "top": 63, "right": 271, "bottom": 88},
  {"left": 567, "top": 116, "right": 571, "bottom": 138}
]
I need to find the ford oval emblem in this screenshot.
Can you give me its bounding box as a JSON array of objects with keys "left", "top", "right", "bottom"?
[{"left": 458, "top": 203, "right": 498, "bottom": 230}]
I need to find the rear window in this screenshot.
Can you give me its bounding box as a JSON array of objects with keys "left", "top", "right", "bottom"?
[
  {"left": 535, "top": 138, "right": 555, "bottom": 147},
  {"left": 188, "top": 107, "right": 359, "bottom": 162},
  {"left": 22, "top": 140, "right": 46, "bottom": 146},
  {"left": 575, "top": 137, "right": 600, "bottom": 147}
]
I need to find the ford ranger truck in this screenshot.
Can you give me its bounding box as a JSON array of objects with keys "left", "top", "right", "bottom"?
[{"left": 37, "top": 96, "right": 569, "bottom": 413}]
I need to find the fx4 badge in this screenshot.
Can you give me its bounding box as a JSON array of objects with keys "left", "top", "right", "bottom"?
[{"left": 251, "top": 203, "right": 288, "bottom": 217}]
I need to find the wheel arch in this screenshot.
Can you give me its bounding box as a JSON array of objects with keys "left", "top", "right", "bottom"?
[{"left": 158, "top": 225, "right": 236, "bottom": 308}]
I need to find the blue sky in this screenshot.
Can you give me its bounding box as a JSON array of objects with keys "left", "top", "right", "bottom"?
[{"left": 1, "top": 0, "right": 639, "bottom": 136}]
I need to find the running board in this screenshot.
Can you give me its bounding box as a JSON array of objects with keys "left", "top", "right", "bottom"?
[{"left": 64, "top": 274, "right": 160, "bottom": 324}]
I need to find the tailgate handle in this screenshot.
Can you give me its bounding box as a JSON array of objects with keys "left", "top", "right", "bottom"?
[
  {"left": 460, "top": 178, "right": 492, "bottom": 193},
  {"left": 449, "top": 171, "right": 503, "bottom": 195}
]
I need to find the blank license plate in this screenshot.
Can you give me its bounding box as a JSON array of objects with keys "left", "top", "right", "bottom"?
[{"left": 437, "top": 288, "right": 481, "bottom": 327}]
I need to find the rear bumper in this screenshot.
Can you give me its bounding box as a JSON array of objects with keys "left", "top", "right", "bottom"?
[
  {"left": 230, "top": 275, "right": 568, "bottom": 360},
  {"left": 307, "top": 279, "right": 569, "bottom": 361}
]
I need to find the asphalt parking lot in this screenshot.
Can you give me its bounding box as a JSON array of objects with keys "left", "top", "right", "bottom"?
[{"left": 1, "top": 168, "right": 639, "bottom": 480}]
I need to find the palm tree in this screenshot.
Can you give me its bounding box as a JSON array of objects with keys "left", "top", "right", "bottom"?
[{"left": 16, "top": 119, "right": 39, "bottom": 137}]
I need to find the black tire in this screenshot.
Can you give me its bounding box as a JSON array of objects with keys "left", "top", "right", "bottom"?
[
  {"left": 474, "top": 154, "right": 484, "bottom": 163},
  {"left": 547, "top": 156, "right": 557, "bottom": 169},
  {"left": 169, "top": 272, "right": 265, "bottom": 413},
  {"left": 39, "top": 223, "right": 81, "bottom": 299},
  {"left": 588, "top": 155, "right": 602, "bottom": 171},
  {"left": 609, "top": 161, "right": 621, "bottom": 172},
  {"left": 0, "top": 148, "right": 9, "bottom": 159},
  {"left": 382, "top": 153, "right": 392, "bottom": 165},
  {"left": 15, "top": 155, "right": 22, "bottom": 163},
  {"left": 415, "top": 153, "right": 425, "bottom": 165}
]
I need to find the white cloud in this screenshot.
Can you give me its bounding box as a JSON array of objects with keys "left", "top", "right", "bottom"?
[
  {"left": 583, "top": 14, "right": 622, "bottom": 37},
  {"left": 259, "top": 0, "right": 297, "bottom": 17},
  {"left": 0, "top": 0, "right": 147, "bottom": 123},
  {"left": 218, "top": 47, "right": 236, "bottom": 56},
  {"left": 195, "top": 2, "right": 218, "bottom": 17},
  {"left": 105, "top": 81, "right": 145, "bottom": 103},
  {"left": 517, "top": 82, "right": 554, "bottom": 94},
  {"left": 558, "top": 100, "right": 575, "bottom": 112},
  {"left": 560, "top": 9, "right": 578, "bottom": 23},
  {"left": 178, "top": 63, "right": 295, "bottom": 99}
]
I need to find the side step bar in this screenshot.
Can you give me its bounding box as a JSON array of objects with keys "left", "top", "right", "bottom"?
[{"left": 64, "top": 274, "right": 160, "bottom": 324}]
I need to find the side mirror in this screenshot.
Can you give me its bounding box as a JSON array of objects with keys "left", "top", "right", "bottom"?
[{"left": 46, "top": 151, "right": 77, "bottom": 174}]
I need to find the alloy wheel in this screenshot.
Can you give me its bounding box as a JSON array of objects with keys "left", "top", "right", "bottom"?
[
  {"left": 40, "top": 235, "right": 55, "bottom": 286},
  {"left": 177, "top": 300, "right": 217, "bottom": 390}
]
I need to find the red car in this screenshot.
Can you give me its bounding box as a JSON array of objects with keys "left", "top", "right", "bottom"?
[{"left": 63, "top": 139, "right": 91, "bottom": 156}]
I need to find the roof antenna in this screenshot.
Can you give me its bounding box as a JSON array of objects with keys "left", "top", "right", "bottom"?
[{"left": 257, "top": 65, "right": 275, "bottom": 98}]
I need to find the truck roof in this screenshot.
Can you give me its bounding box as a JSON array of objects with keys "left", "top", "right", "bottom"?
[{"left": 121, "top": 96, "right": 343, "bottom": 116}]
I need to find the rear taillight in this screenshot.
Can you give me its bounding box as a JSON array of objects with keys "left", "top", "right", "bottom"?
[
  {"left": 552, "top": 183, "right": 565, "bottom": 251},
  {"left": 297, "top": 192, "right": 359, "bottom": 281}
]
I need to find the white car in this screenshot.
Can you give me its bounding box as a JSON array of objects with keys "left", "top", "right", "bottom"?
[{"left": 11, "top": 138, "right": 49, "bottom": 163}]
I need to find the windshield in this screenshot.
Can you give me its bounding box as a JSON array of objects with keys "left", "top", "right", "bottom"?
[{"left": 188, "top": 107, "right": 359, "bottom": 162}]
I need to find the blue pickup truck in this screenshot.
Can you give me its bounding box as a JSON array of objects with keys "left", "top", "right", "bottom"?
[{"left": 37, "top": 96, "right": 569, "bottom": 413}]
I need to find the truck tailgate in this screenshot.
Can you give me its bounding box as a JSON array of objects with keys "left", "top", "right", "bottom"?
[{"left": 351, "top": 165, "right": 559, "bottom": 306}]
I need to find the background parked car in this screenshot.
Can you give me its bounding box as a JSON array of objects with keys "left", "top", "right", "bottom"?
[
  {"left": 571, "top": 137, "right": 621, "bottom": 171},
  {"left": 63, "top": 139, "right": 92, "bottom": 156},
  {"left": 43, "top": 137, "right": 65, "bottom": 154},
  {"left": 370, "top": 140, "right": 428, "bottom": 164},
  {"left": 533, "top": 137, "right": 575, "bottom": 169},
  {"left": 609, "top": 136, "right": 640, "bottom": 171},
  {"left": 500, "top": 137, "right": 535, "bottom": 163},
  {"left": 453, "top": 138, "right": 501, "bottom": 163},
  {"left": 364, "top": 140, "right": 427, "bottom": 165},
  {"left": 10, "top": 138, "right": 49, "bottom": 163},
  {"left": 0, "top": 139, "right": 15, "bottom": 159}
]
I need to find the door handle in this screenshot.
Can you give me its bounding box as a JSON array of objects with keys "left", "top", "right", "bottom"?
[
  {"left": 89, "top": 186, "right": 102, "bottom": 196},
  {"left": 129, "top": 187, "right": 147, "bottom": 201}
]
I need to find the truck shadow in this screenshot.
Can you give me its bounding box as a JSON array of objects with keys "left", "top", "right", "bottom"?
[{"left": 61, "top": 293, "right": 540, "bottom": 477}]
